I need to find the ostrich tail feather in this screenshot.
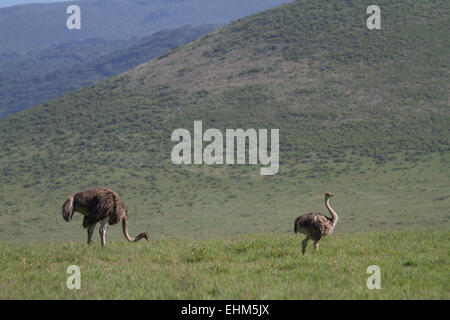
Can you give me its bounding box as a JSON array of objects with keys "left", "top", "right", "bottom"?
[{"left": 62, "top": 196, "right": 75, "bottom": 222}]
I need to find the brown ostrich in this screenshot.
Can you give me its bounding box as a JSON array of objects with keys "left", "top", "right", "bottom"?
[
  {"left": 294, "top": 192, "right": 338, "bottom": 255},
  {"left": 62, "top": 188, "right": 149, "bottom": 246}
]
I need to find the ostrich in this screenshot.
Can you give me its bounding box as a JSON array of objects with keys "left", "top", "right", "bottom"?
[
  {"left": 294, "top": 192, "right": 338, "bottom": 255},
  {"left": 62, "top": 188, "right": 149, "bottom": 246}
]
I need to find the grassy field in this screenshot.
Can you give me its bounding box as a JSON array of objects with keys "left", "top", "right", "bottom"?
[
  {"left": 1, "top": 231, "right": 448, "bottom": 299},
  {"left": 0, "top": 151, "right": 448, "bottom": 243}
]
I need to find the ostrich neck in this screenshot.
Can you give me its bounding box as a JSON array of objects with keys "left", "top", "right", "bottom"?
[
  {"left": 122, "top": 218, "right": 137, "bottom": 242},
  {"left": 325, "top": 198, "right": 338, "bottom": 225}
]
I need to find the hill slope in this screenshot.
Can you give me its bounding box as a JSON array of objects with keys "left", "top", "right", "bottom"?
[{"left": 0, "top": 0, "right": 449, "bottom": 242}]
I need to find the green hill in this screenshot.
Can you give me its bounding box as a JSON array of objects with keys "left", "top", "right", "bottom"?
[{"left": 0, "top": 0, "right": 449, "bottom": 243}]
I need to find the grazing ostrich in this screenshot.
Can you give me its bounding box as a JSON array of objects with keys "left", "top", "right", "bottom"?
[
  {"left": 294, "top": 192, "right": 338, "bottom": 255},
  {"left": 62, "top": 188, "right": 149, "bottom": 246}
]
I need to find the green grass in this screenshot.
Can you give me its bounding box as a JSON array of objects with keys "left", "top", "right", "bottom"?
[
  {"left": 1, "top": 231, "right": 448, "bottom": 299},
  {"left": 0, "top": 151, "right": 448, "bottom": 243}
]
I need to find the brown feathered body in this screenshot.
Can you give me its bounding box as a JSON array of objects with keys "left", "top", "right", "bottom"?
[
  {"left": 294, "top": 213, "right": 335, "bottom": 241},
  {"left": 63, "top": 188, "right": 126, "bottom": 227},
  {"left": 62, "top": 188, "right": 148, "bottom": 245},
  {"left": 294, "top": 192, "right": 338, "bottom": 254}
]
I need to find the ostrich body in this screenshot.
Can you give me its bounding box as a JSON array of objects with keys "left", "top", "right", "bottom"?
[
  {"left": 294, "top": 192, "right": 338, "bottom": 255},
  {"left": 62, "top": 188, "right": 149, "bottom": 246}
]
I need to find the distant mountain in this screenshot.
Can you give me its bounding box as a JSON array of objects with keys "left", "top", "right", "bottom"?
[
  {"left": 0, "top": 24, "right": 219, "bottom": 117},
  {"left": 0, "top": 0, "right": 63, "bottom": 8},
  {"left": 0, "top": 0, "right": 291, "bottom": 54},
  {"left": 0, "top": 0, "right": 291, "bottom": 116}
]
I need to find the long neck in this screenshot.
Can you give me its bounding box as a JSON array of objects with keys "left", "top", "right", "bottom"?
[
  {"left": 325, "top": 197, "right": 338, "bottom": 226},
  {"left": 122, "top": 217, "right": 137, "bottom": 242},
  {"left": 122, "top": 217, "right": 148, "bottom": 243}
]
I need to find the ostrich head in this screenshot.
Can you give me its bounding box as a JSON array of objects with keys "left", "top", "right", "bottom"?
[
  {"left": 325, "top": 192, "right": 334, "bottom": 199},
  {"left": 138, "top": 232, "right": 149, "bottom": 241}
]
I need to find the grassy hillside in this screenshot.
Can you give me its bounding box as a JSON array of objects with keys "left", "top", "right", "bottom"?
[
  {"left": 1, "top": 231, "right": 448, "bottom": 299},
  {"left": 0, "top": 0, "right": 449, "bottom": 243}
]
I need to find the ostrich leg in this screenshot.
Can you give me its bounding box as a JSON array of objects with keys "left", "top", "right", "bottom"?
[
  {"left": 87, "top": 223, "right": 97, "bottom": 244},
  {"left": 99, "top": 218, "right": 108, "bottom": 247},
  {"left": 302, "top": 236, "right": 309, "bottom": 255},
  {"left": 314, "top": 240, "right": 319, "bottom": 253}
]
